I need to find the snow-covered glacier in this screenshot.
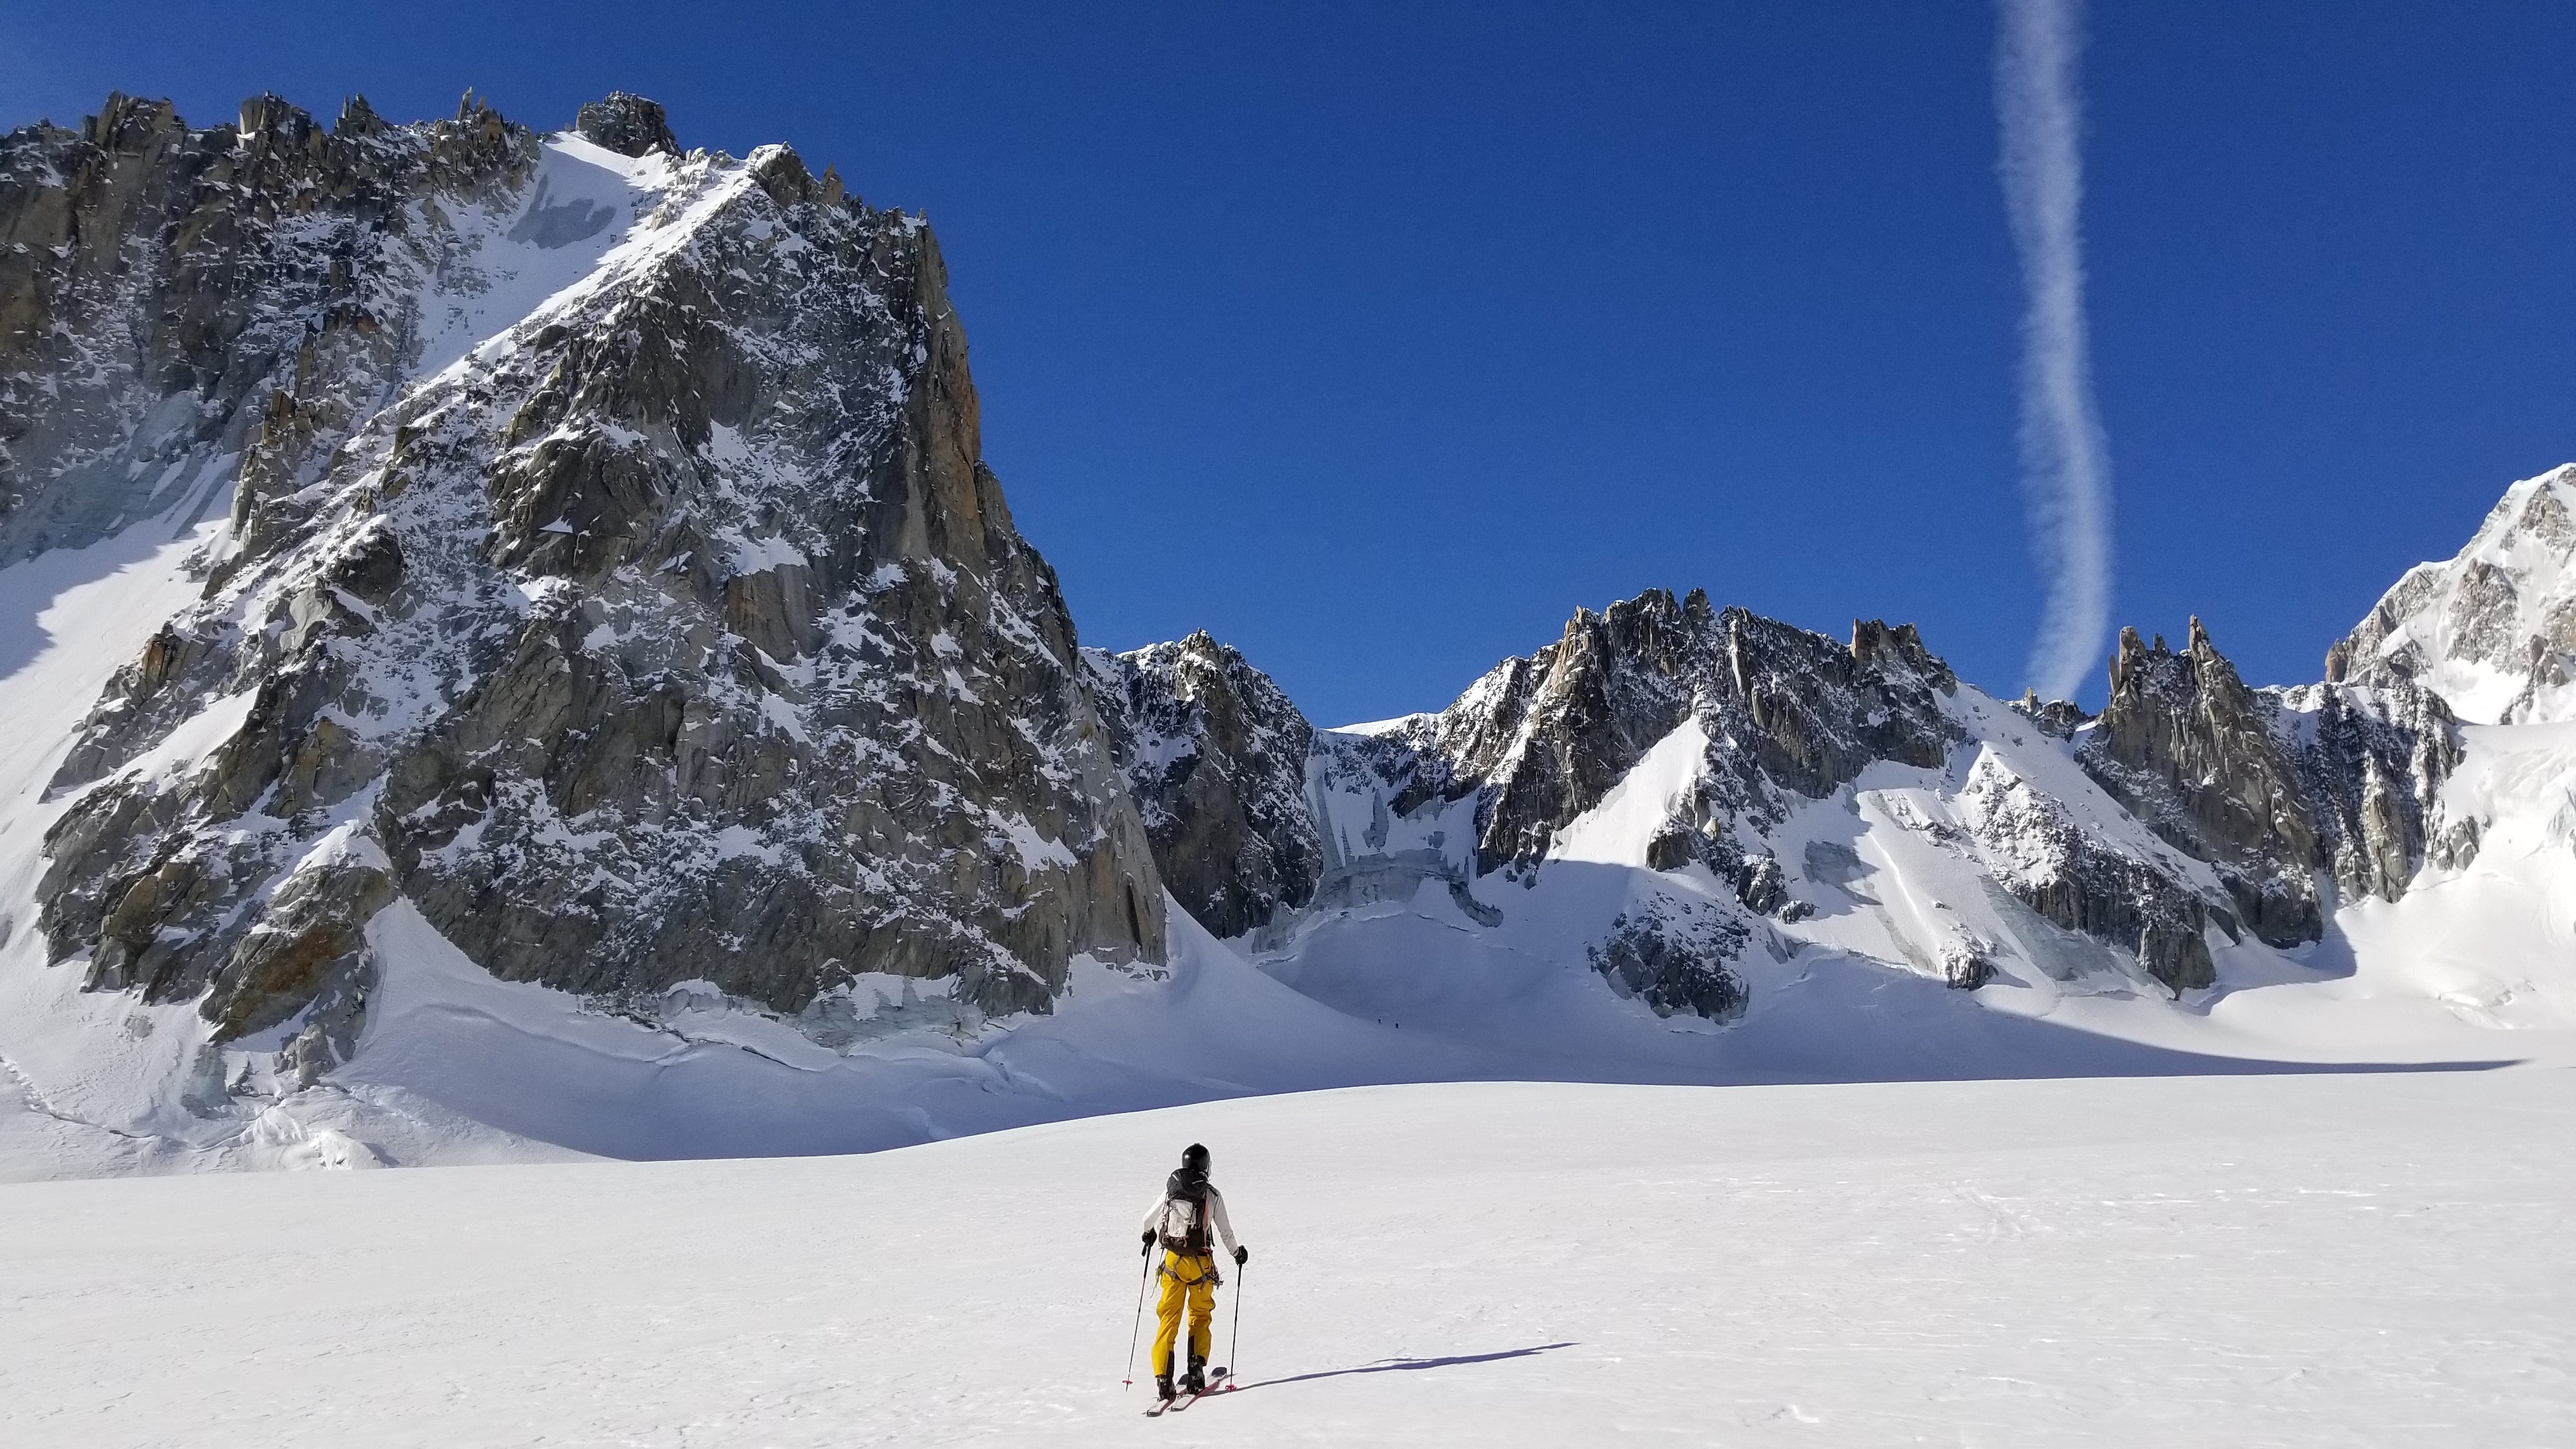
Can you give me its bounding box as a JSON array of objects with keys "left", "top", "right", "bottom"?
[
  {"left": 1, "top": 91, "right": 2572, "bottom": 1181},
  {"left": 8, "top": 1072, "right": 2569, "bottom": 1445}
]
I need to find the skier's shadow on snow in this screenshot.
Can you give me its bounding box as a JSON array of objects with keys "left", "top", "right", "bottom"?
[{"left": 1234, "top": 1342, "right": 1577, "bottom": 1392}]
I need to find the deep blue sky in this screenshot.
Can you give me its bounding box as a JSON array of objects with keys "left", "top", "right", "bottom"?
[{"left": 8, "top": 3, "right": 2572, "bottom": 723}]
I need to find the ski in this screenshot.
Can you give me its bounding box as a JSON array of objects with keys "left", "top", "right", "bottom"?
[{"left": 1167, "top": 1367, "right": 1230, "bottom": 1411}]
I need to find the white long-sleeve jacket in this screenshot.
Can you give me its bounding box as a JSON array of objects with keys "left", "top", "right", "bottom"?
[{"left": 1142, "top": 1182, "right": 1241, "bottom": 1259}]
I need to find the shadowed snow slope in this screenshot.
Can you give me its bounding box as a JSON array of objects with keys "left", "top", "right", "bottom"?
[{"left": 2, "top": 1072, "right": 2568, "bottom": 1446}]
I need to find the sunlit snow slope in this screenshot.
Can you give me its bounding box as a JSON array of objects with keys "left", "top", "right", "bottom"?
[{"left": 3, "top": 1073, "right": 2568, "bottom": 1447}]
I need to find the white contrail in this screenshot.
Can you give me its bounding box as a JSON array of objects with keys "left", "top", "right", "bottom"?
[{"left": 1995, "top": 0, "right": 2113, "bottom": 703}]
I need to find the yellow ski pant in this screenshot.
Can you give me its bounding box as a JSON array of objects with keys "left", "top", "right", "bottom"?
[{"left": 1151, "top": 1251, "right": 1217, "bottom": 1376}]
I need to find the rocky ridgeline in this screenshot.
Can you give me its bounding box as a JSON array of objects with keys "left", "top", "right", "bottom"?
[
  {"left": 1109, "top": 590, "right": 1975, "bottom": 1011},
  {"left": 3, "top": 91, "right": 518, "bottom": 559},
  {"left": 1111, "top": 592, "right": 2480, "bottom": 1004},
  {"left": 1344, "top": 593, "right": 2245, "bottom": 1000},
  {"left": 2073, "top": 618, "right": 2469, "bottom": 941},
  {"left": 1432, "top": 594, "right": 1961, "bottom": 876},
  {"left": 10, "top": 91, "right": 1162, "bottom": 1085}
]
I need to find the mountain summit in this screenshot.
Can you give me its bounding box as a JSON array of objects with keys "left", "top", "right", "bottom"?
[
  {"left": 2, "top": 91, "right": 1161, "bottom": 1153},
  {"left": 2328, "top": 464, "right": 2576, "bottom": 725}
]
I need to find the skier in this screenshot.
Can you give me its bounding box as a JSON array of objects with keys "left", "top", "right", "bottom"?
[{"left": 1138, "top": 1142, "right": 1247, "bottom": 1403}]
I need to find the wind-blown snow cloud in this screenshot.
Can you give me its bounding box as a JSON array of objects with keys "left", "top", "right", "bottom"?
[{"left": 1995, "top": 0, "right": 2113, "bottom": 703}]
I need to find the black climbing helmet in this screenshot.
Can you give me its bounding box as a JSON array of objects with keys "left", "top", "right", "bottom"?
[{"left": 1181, "top": 1142, "right": 1210, "bottom": 1173}]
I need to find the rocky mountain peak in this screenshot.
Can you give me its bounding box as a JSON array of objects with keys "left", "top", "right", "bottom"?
[
  {"left": 2082, "top": 617, "right": 2322, "bottom": 945},
  {"left": 10, "top": 93, "right": 1165, "bottom": 1091},
  {"left": 1395, "top": 590, "right": 1967, "bottom": 876},
  {"left": 2327, "top": 463, "right": 2576, "bottom": 724},
  {"left": 1090, "top": 631, "right": 1321, "bottom": 937},
  {"left": 574, "top": 93, "right": 680, "bottom": 158},
  {"left": 1850, "top": 617, "right": 1954, "bottom": 689},
  {"left": 2012, "top": 689, "right": 2092, "bottom": 739}
]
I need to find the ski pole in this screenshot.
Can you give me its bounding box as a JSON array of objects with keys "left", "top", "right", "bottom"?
[
  {"left": 1122, "top": 1246, "right": 1153, "bottom": 1388},
  {"left": 1227, "top": 1258, "right": 1245, "bottom": 1387}
]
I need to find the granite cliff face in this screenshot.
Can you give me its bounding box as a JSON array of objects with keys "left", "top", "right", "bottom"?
[
  {"left": 7, "top": 91, "right": 1162, "bottom": 1088},
  {"left": 2274, "top": 678, "right": 2465, "bottom": 905},
  {"left": 1089, "top": 632, "right": 1319, "bottom": 938},
  {"left": 2078, "top": 618, "right": 2325, "bottom": 949}
]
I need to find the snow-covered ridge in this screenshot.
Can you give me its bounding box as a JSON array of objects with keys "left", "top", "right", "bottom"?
[
  {"left": 1128, "top": 556, "right": 2572, "bottom": 1094},
  {"left": 2331, "top": 463, "right": 2576, "bottom": 724}
]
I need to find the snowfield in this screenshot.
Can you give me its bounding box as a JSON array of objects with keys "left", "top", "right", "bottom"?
[{"left": 4, "top": 1070, "right": 2570, "bottom": 1447}]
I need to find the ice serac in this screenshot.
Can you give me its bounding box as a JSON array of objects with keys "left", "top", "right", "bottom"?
[
  {"left": 1089, "top": 632, "right": 1321, "bottom": 937},
  {"left": 2078, "top": 618, "right": 2324, "bottom": 948},
  {"left": 13, "top": 92, "right": 1163, "bottom": 1082},
  {"left": 2327, "top": 464, "right": 2576, "bottom": 724}
]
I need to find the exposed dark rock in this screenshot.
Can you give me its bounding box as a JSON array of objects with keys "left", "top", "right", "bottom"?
[
  {"left": 1959, "top": 753, "right": 2220, "bottom": 993},
  {"left": 1940, "top": 946, "right": 1997, "bottom": 990},
  {"left": 572, "top": 93, "right": 678, "bottom": 158},
  {"left": 2012, "top": 690, "right": 2092, "bottom": 740},
  {"left": 1428, "top": 590, "right": 1962, "bottom": 873},
  {"left": 1091, "top": 632, "right": 1322, "bottom": 937},
  {"left": 202, "top": 848, "right": 394, "bottom": 1041},
  {"left": 19, "top": 93, "right": 1163, "bottom": 1045},
  {"left": 1586, "top": 905, "right": 1747, "bottom": 1020},
  {"left": 1731, "top": 852, "right": 1790, "bottom": 916},
  {"left": 2080, "top": 618, "right": 2323, "bottom": 947},
  {"left": 2274, "top": 678, "right": 2463, "bottom": 903},
  {"left": 2, "top": 89, "right": 535, "bottom": 564}
]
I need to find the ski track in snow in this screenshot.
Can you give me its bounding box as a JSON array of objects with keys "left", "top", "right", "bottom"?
[{"left": 1, "top": 1072, "right": 2568, "bottom": 1446}]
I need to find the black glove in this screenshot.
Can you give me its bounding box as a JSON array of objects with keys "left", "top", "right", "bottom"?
[
  {"left": 1142, "top": 1229, "right": 1156, "bottom": 1255},
  {"left": 1234, "top": 1246, "right": 1249, "bottom": 1266}
]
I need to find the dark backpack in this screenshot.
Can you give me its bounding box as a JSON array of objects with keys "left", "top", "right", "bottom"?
[{"left": 1155, "top": 1167, "right": 1212, "bottom": 1255}]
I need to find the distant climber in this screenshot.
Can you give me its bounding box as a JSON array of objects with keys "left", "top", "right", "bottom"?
[{"left": 1138, "top": 1142, "right": 1246, "bottom": 1402}]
